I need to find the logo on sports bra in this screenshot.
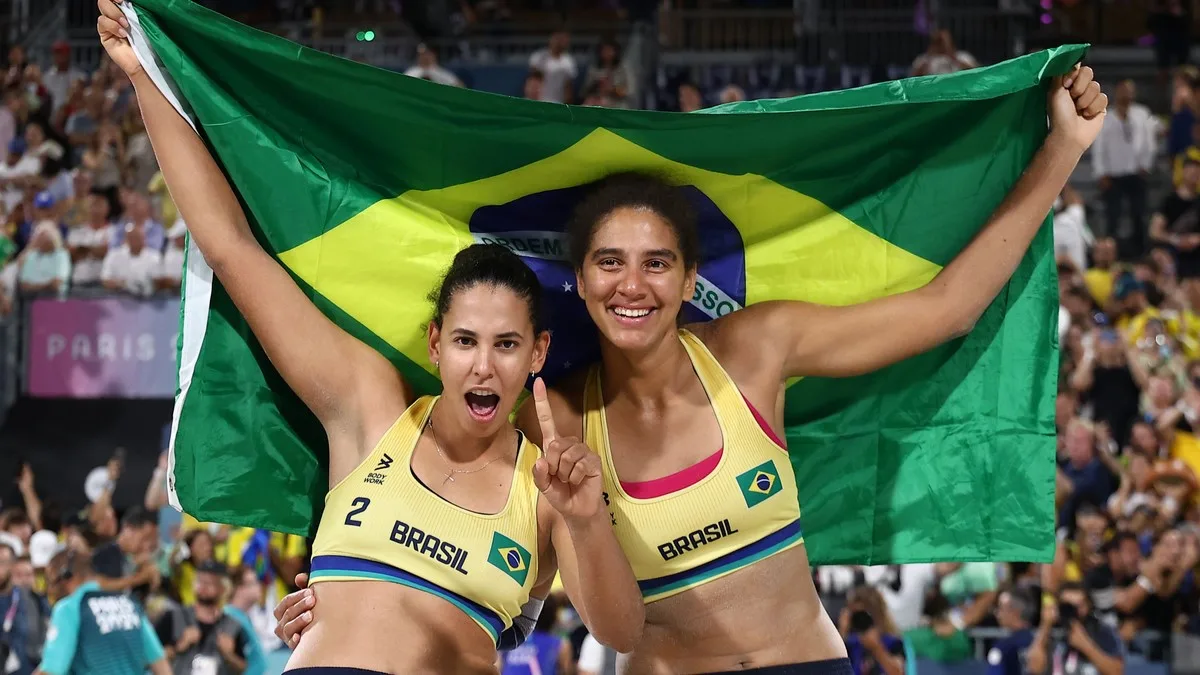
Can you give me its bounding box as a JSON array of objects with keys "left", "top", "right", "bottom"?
[
  {"left": 487, "top": 532, "right": 531, "bottom": 586},
  {"left": 364, "top": 453, "right": 394, "bottom": 485},
  {"left": 737, "top": 460, "right": 782, "bottom": 508}
]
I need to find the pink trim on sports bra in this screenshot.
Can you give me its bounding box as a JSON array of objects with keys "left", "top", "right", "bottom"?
[{"left": 618, "top": 394, "right": 785, "bottom": 499}]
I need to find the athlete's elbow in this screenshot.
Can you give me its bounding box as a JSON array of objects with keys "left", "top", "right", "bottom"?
[{"left": 593, "top": 606, "right": 644, "bottom": 653}]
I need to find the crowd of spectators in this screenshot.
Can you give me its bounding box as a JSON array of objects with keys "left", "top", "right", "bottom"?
[{"left": 5, "top": 14, "right": 1200, "bottom": 675}]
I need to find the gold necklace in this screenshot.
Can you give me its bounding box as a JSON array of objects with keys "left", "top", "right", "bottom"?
[{"left": 426, "top": 414, "right": 508, "bottom": 486}]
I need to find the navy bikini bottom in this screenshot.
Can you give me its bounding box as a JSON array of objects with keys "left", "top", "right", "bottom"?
[
  {"left": 285, "top": 662, "right": 388, "bottom": 667},
  {"left": 705, "top": 658, "right": 856, "bottom": 675}
]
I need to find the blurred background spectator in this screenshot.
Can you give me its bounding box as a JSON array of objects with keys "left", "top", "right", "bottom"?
[{"left": 1, "top": 1, "right": 1200, "bottom": 674}]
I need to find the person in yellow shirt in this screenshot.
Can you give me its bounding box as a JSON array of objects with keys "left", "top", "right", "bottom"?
[
  {"left": 1085, "top": 237, "right": 1119, "bottom": 307},
  {"left": 147, "top": 170, "right": 176, "bottom": 228},
  {"left": 172, "top": 529, "right": 215, "bottom": 607}
]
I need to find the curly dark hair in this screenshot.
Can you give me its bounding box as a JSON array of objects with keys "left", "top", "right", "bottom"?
[{"left": 565, "top": 172, "right": 699, "bottom": 271}]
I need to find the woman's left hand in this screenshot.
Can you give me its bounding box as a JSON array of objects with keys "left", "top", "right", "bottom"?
[
  {"left": 531, "top": 378, "right": 605, "bottom": 521},
  {"left": 1048, "top": 64, "right": 1108, "bottom": 154}
]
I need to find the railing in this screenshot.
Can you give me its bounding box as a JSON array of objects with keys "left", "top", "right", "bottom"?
[
  {"left": 10, "top": 0, "right": 65, "bottom": 48},
  {"left": 659, "top": 9, "right": 800, "bottom": 53},
  {"left": 657, "top": 7, "right": 1025, "bottom": 69}
]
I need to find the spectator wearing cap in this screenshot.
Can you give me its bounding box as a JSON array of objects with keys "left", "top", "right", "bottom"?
[
  {"left": 403, "top": 44, "right": 462, "bottom": 87},
  {"left": 102, "top": 220, "right": 162, "bottom": 297},
  {"left": 0, "top": 137, "right": 39, "bottom": 215},
  {"left": 39, "top": 548, "right": 171, "bottom": 675},
  {"left": 27, "top": 530, "right": 57, "bottom": 594},
  {"left": 66, "top": 189, "right": 113, "bottom": 288},
  {"left": 17, "top": 220, "right": 69, "bottom": 298},
  {"left": 16, "top": 190, "right": 68, "bottom": 253},
  {"left": 157, "top": 218, "right": 186, "bottom": 293},
  {"left": 43, "top": 41, "right": 85, "bottom": 117},
  {"left": 160, "top": 560, "right": 252, "bottom": 675}
]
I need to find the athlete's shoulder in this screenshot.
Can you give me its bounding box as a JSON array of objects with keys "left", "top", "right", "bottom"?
[{"left": 687, "top": 305, "right": 793, "bottom": 383}]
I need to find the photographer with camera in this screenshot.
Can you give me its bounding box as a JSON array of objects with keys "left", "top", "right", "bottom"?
[
  {"left": 839, "top": 586, "right": 906, "bottom": 675},
  {"left": 1027, "top": 582, "right": 1124, "bottom": 675}
]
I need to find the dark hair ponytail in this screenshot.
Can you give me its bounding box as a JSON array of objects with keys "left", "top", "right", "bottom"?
[{"left": 430, "top": 244, "right": 545, "bottom": 332}]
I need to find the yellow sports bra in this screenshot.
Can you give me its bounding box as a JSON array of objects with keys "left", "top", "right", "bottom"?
[
  {"left": 583, "top": 329, "right": 804, "bottom": 604},
  {"left": 309, "top": 395, "right": 541, "bottom": 644}
]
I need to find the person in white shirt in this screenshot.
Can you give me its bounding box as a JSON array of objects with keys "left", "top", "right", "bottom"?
[
  {"left": 101, "top": 222, "right": 162, "bottom": 297},
  {"left": 910, "top": 30, "right": 978, "bottom": 77},
  {"left": 157, "top": 218, "right": 186, "bottom": 292},
  {"left": 1091, "top": 79, "right": 1156, "bottom": 259},
  {"left": 24, "top": 121, "right": 64, "bottom": 167},
  {"left": 0, "top": 137, "right": 40, "bottom": 214},
  {"left": 1054, "top": 184, "right": 1094, "bottom": 273},
  {"left": 529, "top": 31, "right": 578, "bottom": 104},
  {"left": 577, "top": 632, "right": 627, "bottom": 675},
  {"left": 863, "top": 564, "right": 938, "bottom": 633},
  {"left": 42, "top": 41, "right": 86, "bottom": 115},
  {"left": 403, "top": 44, "right": 462, "bottom": 88},
  {"left": 67, "top": 191, "right": 114, "bottom": 287}
]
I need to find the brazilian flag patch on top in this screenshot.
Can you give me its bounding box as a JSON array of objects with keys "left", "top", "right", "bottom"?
[
  {"left": 737, "top": 460, "right": 783, "bottom": 508},
  {"left": 488, "top": 532, "right": 531, "bottom": 586}
]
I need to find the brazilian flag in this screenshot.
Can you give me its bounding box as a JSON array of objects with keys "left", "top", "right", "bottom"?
[{"left": 129, "top": 0, "right": 1073, "bottom": 564}]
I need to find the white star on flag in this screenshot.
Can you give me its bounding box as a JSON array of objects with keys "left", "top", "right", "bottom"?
[{"left": 562, "top": 281, "right": 573, "bottom": 292}]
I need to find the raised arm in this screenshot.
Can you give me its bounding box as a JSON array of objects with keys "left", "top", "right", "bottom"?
[
  {"left": 527, "top": 379, "right": 643, "bottom": 652},
  {"left": 98, "top": 0, "right": 404, "bottom": 477},
  {"left": 719, "top": 66, "right": 1106, "bottom": 381}
]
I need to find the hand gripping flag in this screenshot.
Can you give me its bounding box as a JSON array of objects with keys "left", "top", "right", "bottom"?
[{"left": 124, "top": 0, "right": 1076, "bottom": 564}]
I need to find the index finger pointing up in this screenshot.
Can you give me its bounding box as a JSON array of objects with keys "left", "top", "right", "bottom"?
[{"left": 533, "top": 377, "right": 558, "bottom": 445}]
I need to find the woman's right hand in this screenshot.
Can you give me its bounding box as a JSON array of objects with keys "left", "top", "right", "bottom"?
[
  {"left": 96, "top": 0, "right": 143, "bottom": 78},
  {"left": 273, "top": 573, "right": 316, "bottom": 649}
]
